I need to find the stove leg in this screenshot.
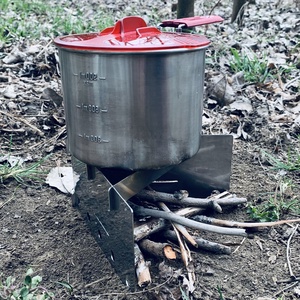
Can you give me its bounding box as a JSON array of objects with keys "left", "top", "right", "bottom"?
[
  {"left": 71, "top": 193, "right": 79, "bottom": 207},
  {"left": 86, "top": 164, "right": 96, "bottom": 180}
]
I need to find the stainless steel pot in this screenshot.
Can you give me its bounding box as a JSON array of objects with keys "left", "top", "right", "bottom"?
[{"left": 54, "top": 16, "right": 223, "bottom": 170}]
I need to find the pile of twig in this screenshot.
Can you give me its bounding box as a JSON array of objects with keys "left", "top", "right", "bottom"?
[{"left": 129, "top": 189, "right": 300, "bottom": 291}]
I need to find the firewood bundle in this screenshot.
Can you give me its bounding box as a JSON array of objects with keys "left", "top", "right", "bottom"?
[
  {"left": 130, "top": 189, "right": 300, "bottom": 290},
  {"left": 130, "top": 189, "right": 247, "bottom": 290}
]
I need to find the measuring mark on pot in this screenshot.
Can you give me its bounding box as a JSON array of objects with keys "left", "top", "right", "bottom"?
[
  {"left": 73, "top": 72, "right": 106, "bottom": 85},
  {"left": 76, "top": 103, "right": 108, "bottom": 114},
  {"left": 78, "top": 133, "right": 109, "bottom": 144}
]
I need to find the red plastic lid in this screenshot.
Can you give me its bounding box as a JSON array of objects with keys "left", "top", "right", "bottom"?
[{"left": 53, "top": 16, "right": 215, "bottom": 52}]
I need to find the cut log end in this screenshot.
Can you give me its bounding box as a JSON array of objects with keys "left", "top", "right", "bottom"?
[
  {"left": 139, "top": 239, "right": 178, "bottom": 260},
  {"left": 134, "top": 243, "right": 152, "bottom": 287}
]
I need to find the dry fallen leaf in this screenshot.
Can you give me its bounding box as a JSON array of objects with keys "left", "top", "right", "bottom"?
[
  {"left": 229, "top": 98, "right": 253, "bottom": 113},
  {"left": 207, "top": 74, "right": 236, "bottom": 106},
  {"left": 294, "top": 287, "right": 300, "bottom": 296},
  {"left": 2, "top": 47, "right": 26, "bottom": 64},
  {"left": 46, "top": 167, "right": 80, "bottom": 194}
]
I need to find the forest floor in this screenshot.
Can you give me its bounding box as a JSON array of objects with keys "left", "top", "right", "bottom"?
[{"left": 0, "top": 0, "right": 300, "bottom": 299}]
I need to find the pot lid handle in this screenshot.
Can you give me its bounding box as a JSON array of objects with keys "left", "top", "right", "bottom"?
[
  {"left": 160, "top": 16, "right": 224, "bottom": 28},
  {"left": 100, "top": 16, "right": 148, "bottom": 36}
]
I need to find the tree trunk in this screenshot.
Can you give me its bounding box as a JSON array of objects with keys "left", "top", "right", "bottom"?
[
  {"left": 231, "top": 0, "right": 246, "bottom": 25},
  {"left": 177, "top": 0, "right": 194, "bottom": 18}
]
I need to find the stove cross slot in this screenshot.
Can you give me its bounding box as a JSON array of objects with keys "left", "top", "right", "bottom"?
[{"left": 103, "top": 167, "right": 174, "bottom": 211}]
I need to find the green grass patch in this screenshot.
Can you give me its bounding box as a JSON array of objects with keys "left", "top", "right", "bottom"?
[
  {"left": 229, "top": 48, "right": 272, "bottom": 83},
  {"left": 0, "top": 0, "right": 114, "bottom": 42},
  {"left": 0, "top": 154, "right": 49, "bottom": 185},
  {"left": 262, "top": 149, "right": 300, "bottom": 172},
  {"left": 247, "top": 179, "right": 300, "bottom": 222},
  {"left": 248, "top": 141, "right": 300, "bottom": 222}
]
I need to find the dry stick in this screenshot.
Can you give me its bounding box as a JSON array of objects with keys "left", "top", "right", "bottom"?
[
  {"left": 156, "top": 202, "right": 195, "bottom": 291},
  {"left": 284, "top": 75, "right": 300, "bottom": 90},
  {"left": 183, "top": 239, "right": 196, "bottom": 293},
  {"left": 208, "top": 0, "right": 222, "bottom": 15},
  {"left": 232, "top": 237, "right": 246, "bottom": 254},
  {"left": 139, "top": 239, "right": 178, "bottom": 260},
  {"left": 286, "top": 224, "right": 299, "bottom": 280},
  {"left": 0, "top": 194, "right": 15, "bottom": 209},
  {"left": 213, "top": 191, "right": 231, "bottom": 198},
  {"left": 36, "top": 40, "right": 52, "bottom": 58},
  {"left": 158, "top": 202, "right": 196, "bottom": 290},
  {"left": 28, "top": 125, "right": 66, "bottom": 150},
  {"left": 1, "top": 128, "right": 25, "bottom": 133},
  {"left": 91, "top": 275, "right": 174, "bottom": 299},
  {"left": 134, "top": 243, "right": 151, "bottom": 287},
  {"left": 0, "top": 110, "right": 44, "bottom": 137},
  {"left": 276, "top": 277, "right": 300, "bottom": 284},
  {"left": 193, "top": 215, "right": 300, "bottom": 228},
  {"left": 134, "top": 218, "right": 168, "bottom": 242},
  {"left": 131, "top": 204, "right": 247, "bottom": 237},
  {"left": 158, "top": 202, "right": 198, "bottom": 248},
  {"left": 134, "top": 207, "right": 204, "bottom": 242},
  {"left": 173, "top": 189, "right": 221, "bottom": 213},
  {"left": 138, "top": 189, "right": 247, "bottom": 209},
  {"left": 210, "top": 200, "right": 222, "bottom": 213},
  {"left": 2, "top": 63, "right": 21, "bottom": 68},
  {"left": 173, "top": 223, "right": 195, "bottom": 293},
  {"left": 175, "top": 207, "right": 204, "bottom": 217},
  {"left": 164, "top": 230, "right": 232, "bottom": 255},
  {"left": 84, "top": 275, "right": 112, "bottom": 288},
  {"left": 277, "top": 71, "right": 284, "bottom": 90},
  {"left": 273, "top": 281, "right": 299, "bottom": 298}
]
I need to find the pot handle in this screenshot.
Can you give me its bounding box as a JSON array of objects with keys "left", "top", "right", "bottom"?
[{"left": 159, "top": 16, "right": 223, "bottom": 28}]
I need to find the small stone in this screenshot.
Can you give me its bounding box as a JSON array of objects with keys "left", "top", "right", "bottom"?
[
  {"left": 202, "top": 266, "right": 215, "bottom": 276},
  {"left": 3, "top": 85, "right": 17, "bottom": 99},
  {"left": 282, "top": 227, "right": 295, "bottom": 239},
  {"left": 7, "top": 101, "right": 18, "bottom": 110},
  {"left": 27, "top": 44, "right": 40, "bottom": 54},
  {"left": 268, "top": 254, "right": 277, "bottom": 264}
]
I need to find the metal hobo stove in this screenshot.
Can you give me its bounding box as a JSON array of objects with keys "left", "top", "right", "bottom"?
[{"left": 54, "top": 15, "right": 233, "bottom": 288}]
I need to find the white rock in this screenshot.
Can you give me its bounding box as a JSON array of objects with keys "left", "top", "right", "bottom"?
[
  {"left": 7, "top": 101, "right": 18, "bottom": 110},
  {"left": 3, "top": 85, "right": 17, "bottom": 99}
]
